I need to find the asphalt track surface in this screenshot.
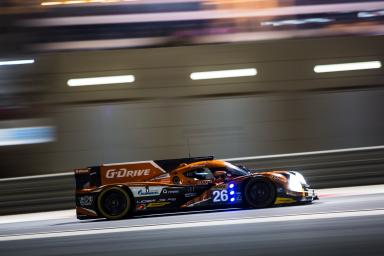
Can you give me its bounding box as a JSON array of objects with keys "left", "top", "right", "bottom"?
[{"left": 1, "top": 187, "right": 384, "bottom": 256}]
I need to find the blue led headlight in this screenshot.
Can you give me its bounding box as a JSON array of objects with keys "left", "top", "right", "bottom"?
[{"left": 228, "top": 183, "right": 236, "bottom": 202}]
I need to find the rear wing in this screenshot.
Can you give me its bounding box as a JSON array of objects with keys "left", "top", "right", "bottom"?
[{"left": 74, "top": 156, "right": 214, "bottom": 190}]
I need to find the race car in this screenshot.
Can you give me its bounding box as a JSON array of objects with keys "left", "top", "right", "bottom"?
[{"left": 74, "top": 156, "right": 317, "bottom": 220}]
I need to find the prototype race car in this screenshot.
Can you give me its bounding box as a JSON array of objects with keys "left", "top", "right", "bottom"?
[{"left": 75, "top": 156, "right": 317, "bottom": 220}]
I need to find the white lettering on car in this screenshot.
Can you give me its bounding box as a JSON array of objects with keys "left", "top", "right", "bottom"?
[
  {"left": 106, "top": 169, "right": 116, "bottom": 178},
  {"left": 117, "top": 169, "right": 127, "bottom": 178},
  {"left": 105, "top": 168, "right": 151, "bottom": 179}
]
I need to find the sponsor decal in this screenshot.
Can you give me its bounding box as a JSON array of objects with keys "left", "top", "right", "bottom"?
[
  {"left": 105, "top": 168, "right": 151, "bottom": 179},
  {"left": 274, "top": 197, "right": 297, "bottom": 204},
  {"left": 214, "top": 184, "right": 227, "bottom": 190},
  {"left": 197, "top": 180, "right": 212, "bottom": 185},
  {"left": 162, "top": 188, "right": 180, "bottom": 194},
  {"left": 137, "top": 199, "right": 156, "bottom": 204},
  {"left": 147, "top": 202, "right": 171, "bottom": 208},
  {"left": 185, "top": 192, "right": 197, "bottom": 198},
  {"left": 138, "top": 189, "right": 159, "bottom": 196},
  {"left": 79, "top": 195, "right": 93, "bottom": 206},
  {"left": 131, "top": 186, "right": 166, "bottom": 197},
  {"left": 100, "top": 161, "right": 166, "bottom": 185}
]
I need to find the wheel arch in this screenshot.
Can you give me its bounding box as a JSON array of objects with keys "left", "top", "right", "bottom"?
[
  {"left": 242, "top": 175, "right": 277, "bottom": 191},
  {"left": 96, "top": 184, "right": 135, "bottom": 219},
  {"left": 242, "top": 176, "right": 277, "bottom": 208}
]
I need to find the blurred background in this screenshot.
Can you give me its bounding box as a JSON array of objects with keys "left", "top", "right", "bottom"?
[{"left": 1, "top": 0, "right": 384, "bottom": 178}]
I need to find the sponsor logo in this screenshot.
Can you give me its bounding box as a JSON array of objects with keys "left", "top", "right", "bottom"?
[
  {"left": 105, "top": 168, "right": 151, "bottom": 179},
  {"left": 185, "top": 193, "right": 197, "bottom": 198},
  {"left": 137, "top": 199, "right": 156, "bottom": 204},
  {"left": 197, "top": 180, "right": 212, "bottom": 185},
  {"left": 131, "top": 186, "right": 165, "bottom": 197},
  {"left": 162, "top": 188, "right": 180, "bottom": 194},
  {"left": 147, "top": 202, "right": 171, "bottom": 208},
  {"left": 79, "top": 195, "right": 93, "bottom": 206},
  {"left": 214, "top": 184, "right": 227, "bottom": 189},
  {"left": 275, "top": 197, "right": 297, "bottom": 204},
  {"left": 138, "top": 189, "right": 159, "bottom": 196}
]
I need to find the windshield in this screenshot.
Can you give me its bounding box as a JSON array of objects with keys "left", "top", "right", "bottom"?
[{"left": 225, "top": 162, "right": 250, "bottom": 177}]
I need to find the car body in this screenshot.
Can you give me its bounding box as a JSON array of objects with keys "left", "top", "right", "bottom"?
[{"left": 75, "top": 156, "right": 317, "bottom": 220}]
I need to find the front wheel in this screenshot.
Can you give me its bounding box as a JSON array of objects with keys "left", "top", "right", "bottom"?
[
  {"left": 243, "top": 178, "right": 276, "bottom": 208},
  {"left": 97, "top": 186, "right": 131, "bottom": 220}
]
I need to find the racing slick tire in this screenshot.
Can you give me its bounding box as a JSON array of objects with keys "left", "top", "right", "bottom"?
[
  {"left": 243, "top": 178, "right": 276, "bottom": 208},
  {"left": 97, "top": 186, "right": 132, "bottom": 220}
]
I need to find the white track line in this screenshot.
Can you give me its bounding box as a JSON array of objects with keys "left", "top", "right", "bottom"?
[
  {"left": 1, "top": 145, "right": 384, "bottom": 182},
  {"left": 319, "top": 184, "right": 384, "bottom": 197},
  {"left": 0, "top": 210, "right": 75, "bottom": 225},
  {"left": 1, "top": 209, "right": 384, "bottom": 242}
]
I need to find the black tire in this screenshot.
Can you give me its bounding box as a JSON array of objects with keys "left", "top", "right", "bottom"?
[
  {"left": 97, "top": 186, "right": 131, "bottom": 220},
  {"left": 243, "top": 178, "right": 276, "bottom": 208}
]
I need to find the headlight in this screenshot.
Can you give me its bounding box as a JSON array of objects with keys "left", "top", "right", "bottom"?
[
  {"left": 291, "top": 171, "right": 307, "bottom": 185},
  {"left": 289, "top": 175, "right": 303, "bottom": 192}
]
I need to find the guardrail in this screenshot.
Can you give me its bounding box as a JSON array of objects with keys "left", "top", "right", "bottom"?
[{"left": 1, "top": 145, "right": 384, "bottom": 215}]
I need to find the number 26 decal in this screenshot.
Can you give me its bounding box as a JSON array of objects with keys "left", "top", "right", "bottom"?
[{"left": 212, "top": 190, "right": 228, "bottom": 202}]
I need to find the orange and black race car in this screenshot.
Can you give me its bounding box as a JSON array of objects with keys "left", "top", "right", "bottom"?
[{"left": 74, "top": 156, "right": 317, "bottom": 220}]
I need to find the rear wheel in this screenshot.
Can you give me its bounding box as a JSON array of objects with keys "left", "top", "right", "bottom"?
[
  {"left": 243, "top": 178, "right": 276, "bottom": 208},
  {"left": 97, "top": 186, "right": 131, "bottom": 220}
]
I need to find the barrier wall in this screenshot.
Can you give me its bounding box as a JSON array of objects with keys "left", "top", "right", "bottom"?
[{"left": 1, "top": 146, "right": 383, "bottom": 215}]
